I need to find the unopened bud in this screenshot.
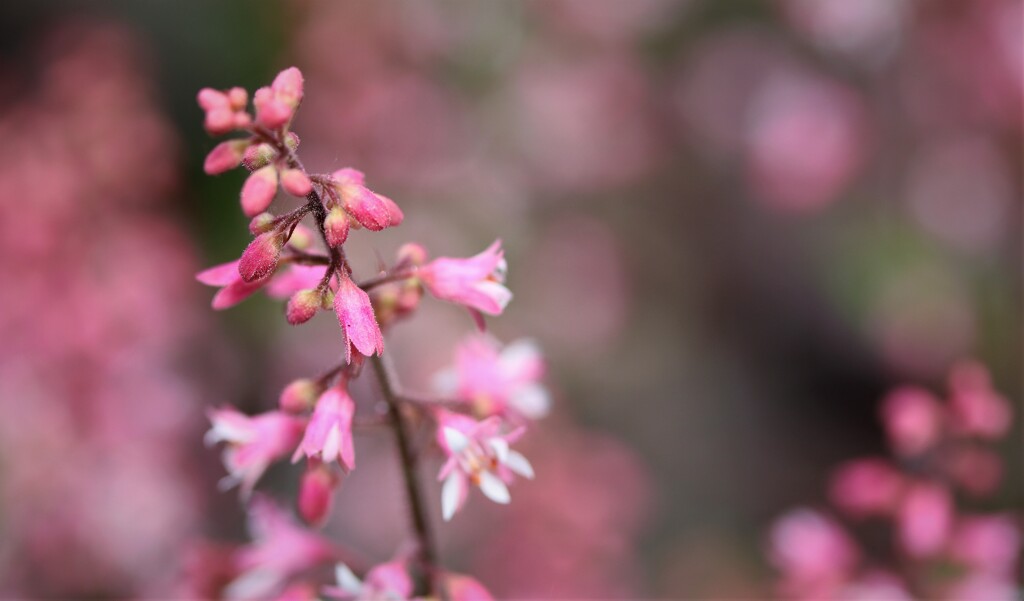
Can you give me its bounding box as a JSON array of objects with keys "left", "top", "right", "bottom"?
[
  {"left": 227, "top": 87, "right": 248, "bottom": 111},
  {"left": 203, "top": 140, "right": 248, "bottom": 175},
  {"left": 240, "top": 166, "right": 279, "bottom": 217},
  {"left": 298, "top": 461, "right": 338, "bottom": 527},
  {"left": 324, "top": 206, "right": 350, "bottom": 248},
  {"left": 284, "top": 132, "right": 301, "bottom": 151},
  {"left": 273, "top": 67, "right": 305, "bottom": 107},
  {"left": 248, "top": 212, "right": 276, "bottom": 235},
  {"left": 341, "top": 184, "right": 390, "bottom": 231},
  {"left": 377, "top": 194, "right": 404, "bottom": 226},
  {"left": 396, "top": 243, "right": 428, "bottom": 266},
  {"left": 243, "top": 143, "right": 277, "bottom": 171},
  {"left": 238, "top": 232, "right": 283, "bottom": 282},
  {"left": 279, "top": 378, "right": 321, "bottom": 413},
  {"left": 281, "top": 168, "right": 312, "bottom": 197},
  {"left": 286, "top": 289, "right": 321, "bottom": 325}
]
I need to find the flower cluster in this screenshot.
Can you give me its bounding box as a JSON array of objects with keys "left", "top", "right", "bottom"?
[
  {"left": 768, "top": 360, "right": 1019, "bottom": 601},
  {"left": 193, "top": 67, "right": 548, "bottom": 600}
]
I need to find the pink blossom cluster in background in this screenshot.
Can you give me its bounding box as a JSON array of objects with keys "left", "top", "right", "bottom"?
[
  {"left": 0, "top": 22, "right": 212, "bottom": 598},
  {"left": 769, "top": 360, "right": 1019, "bottom": 601}
]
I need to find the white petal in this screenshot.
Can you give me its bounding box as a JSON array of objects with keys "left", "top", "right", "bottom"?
[
  {"left": 487, "top": 438, "right": 509, "bottom": 463},
  {"left": 504, "top": 450, "right": 535, "bottom": 479},
  {"left": 478, "top": 470, "right": 510, "bottom": 504},
  {"left": 499, "top": 339, "right": 541, "bottom": 375},
  {"left": 322, "top": 425, "right": 342, "bottom": 464},
  {"left": 510, "top": 383, "right": 551, "bottom": 419},
  {"left": 442, "top": 472, "right": 466, "bottom": 521},
  {"left": 335, "top": 563, "right": 363, "bottom": 594},
  {"left": 442, "top": 427, "right": 470, "bottom": 454}
]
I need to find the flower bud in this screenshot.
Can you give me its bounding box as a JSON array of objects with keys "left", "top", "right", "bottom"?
[
  {"left": 281, "top": 168, "right": 312, "bottom": 197},
  {"left": 287, "top": 289, "right": 322, "bottom": 325},
  {"left": 248, "top": 212, "right": 276, "bottom": 235},
  {"left": 284, "top": 131, "right": 301, "bottom": 151},
  {"left": 396, "top": 243, "right": 428, "bottom": 267},
  {"left": 254, "top": 86, "right": 293, "bottom": 129},
  {"left": 203, "top": 140, "right": 248, "bottom": 175},
  {"left": 298, "top": 461, "right": 338, "bottom": 528},
  {"left": 279, "top": 378, "right": 321, "bottom": 413},
  {"left": 341, "top": 185, "right": 390, "bottom": 231},
  {"left": 287, "top": 224, "right": 315, "bottom": 250},
  {"left": 243, "top": 143, "right": 277, "bottom": 171},
  {"left": 197, "top": 88, "right": 227, "bottom": 111},
  {"left": 324, "top": 206, "right": 350, "bottom": 248},
  {"left": 227, "top": 87, "right": 248, "bottom": 110},
  {"left": 377, "top": 194, "right": 404, "bottom": 226},
  {"left": 240, "top": 166, "right": 279, "bottom": 217},
  {"left": 238, "top": 232, "right": 283, "bottom": 282},
  {"left": 273, "top": 67, "right": 305, "bottom": 108}
]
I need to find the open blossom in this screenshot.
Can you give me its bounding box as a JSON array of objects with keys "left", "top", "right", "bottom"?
[
  {"left": 418, "top": 241, "right": 512, "bottom": 319},
  {"left": 205, "top": 407, "right": 305, "bottom": 497},
  {"left": 334, "top": 275, "right": 384, "bottom": 363},
  {"left": 436, "top": 412, "right": 534, "bottom": 521},
  {"left": 197, "top": 261, "right": 327, "bottom": 310},
  {"left": 323, "top": 561, "right": 412, "bottom": 601},
  {"left": 227, "top": 496, "right": 337, "bottom": 600},
  {"left": 434, "top": 335, "right": 550, "bottom": 420},
  {"left": 293, "top": 384, "right": 356, "bottom": 471}
]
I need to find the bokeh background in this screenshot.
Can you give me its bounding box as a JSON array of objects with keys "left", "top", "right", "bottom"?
[{"left": 0, "top": 0, "right": 1020, "bottom": 598}]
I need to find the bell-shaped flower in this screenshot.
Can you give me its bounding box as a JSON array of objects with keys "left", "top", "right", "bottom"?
[
  {"left": 205, "top": 407, "right": 305, "bottom": 497},
  {"left": 436, "top": 412, "right": 534, "bottom": 521},
  {"left": 434, "top": 335, "right": 549, "bottom": 420},
  {"left": 334, "top": 275, "right": 384, "bottom": 364},
  {"left": 322, "top": 561, "right": 413, "bottom": 601},
  {"left": 226, "top": 496, "right": 337, "bottom": 600},
  {"left": 418, "top": 240, "right": 512, "bottom": 323},
  {"left": 293, "top": 384, "right": 356, "bottom": 471}
]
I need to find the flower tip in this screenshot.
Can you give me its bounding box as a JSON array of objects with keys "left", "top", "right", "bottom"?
[{"left": 286, "top": 289, "right": 322, "bottom": 325}]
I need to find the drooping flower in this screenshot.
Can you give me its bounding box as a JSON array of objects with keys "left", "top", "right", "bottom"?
[
  {"left": 434, "top": 335, "right": 550, "bottom": 420},
  {"left": 436, "top": 412, "right": 534, "bottom": 521},
  {"left": 418, "top": 240, "right": 512, "bottom": 323},
  {"left": 293, "top": 384, "right": 356, "bottom": 471},
  {"left": 226, "top": 496, "right": 337, "bottom": 600},
  {"left": 329, "top": 168, "right": 403, "bottom": 231},
  {"left": 322, "top": 561, "right": 413, "bottom": 601},
  {"left": 205, "top": 407, "right": 306, "bottom": 497},
  {"left": 334, "top": 275, "right": 384, "bottom": 363}
]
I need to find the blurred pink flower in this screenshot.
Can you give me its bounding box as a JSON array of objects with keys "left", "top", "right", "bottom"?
[
  {"left": 879, "top": 386, "right": 944, "bottom": 456},
  {"left": 434, "top": 335, "right": 550, "bottom": 420},
  {"left": 769, "top": 509, "right": 859, "bottom": 593},
  {"left": 895, "top": 482, "right": 952, "bottom": 558},
  {"left": 205, "top": 407, "right": 306, "bottom": 497},
  {"left": 323, "top": 561, "right": 412, "bottom": 601},
  {"left": 828, "top": 458, "right": 903, "bottom": 518},
  {"left": 947, "top": 361, "right": 1012, "bottom": 439},
  {"left": 948, "top": 515, "right": 1020, "bottom": 577},
  {"left": 293, "top": 384, "right": 357, "bottom": 471}
]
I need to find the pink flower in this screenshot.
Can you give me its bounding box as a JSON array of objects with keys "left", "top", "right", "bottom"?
[
  {"left": 434, "top": 335, "right": 550, "bottom": 420},
  {"left": 240, "top": 165, "right": 279, "bottom": 217},
  {"left": 293, "top": 385, "right": 356, "bottom": 471},
  {"left": 948, "top": 360, "right": 1012, "bottom": 439},
  {"left": 418, "top": 240, "right": 512, "bottom": 321},
  {"left": 880, "top": 386, "right": 944, "bottom": 456},
  {"left": 768, "top": 509, "right": 859, "bottom": 588},
  {"left": 266, "top": 264, "right": 329, "bottom": 299},
  {"left": 197, "top": 86, "right": 250, "bottom": 135},
  {"left": 896, "top": 481, "right": 952, "bottom": 558},
  {"left": 436, "top": 412, "right": 534, "bottom": 521},
  {"left": 445, "top": 573, "right": 495, "bottom": 601},
  {"left": 949, "top": 514, "right": 1020, "bottom": 576},
  {"left": 253, "top": 67, "right": 304, "bottom": 129},
  {"left": 323, "top": 561, "right": 413, "bottom": 600},
  {"left": 227, "top": 496, "right": 337, "bottom": 599},
  {"left": 329, "top": 168, "right": 403, "bottom": 231},
  {"left": 828, "top": 458, "right": 903, "bottom": 518},
  {"left": 196, "top": 259, "right": 267, "bottom": 309},
  {"left": 239, "top": 232, "right": 285, "bottom": 282},
  {"left": 205, "top": 407, "right": 305, "bottom": 497},
  {"left": 204, "top": 140, "right": 249, "bottom": 175},
  {"left": 298, "top": 460, "right": 340, "bottom": 528},
  {"left": 334, "top": 275, "right": 384, "bottom": 363}
]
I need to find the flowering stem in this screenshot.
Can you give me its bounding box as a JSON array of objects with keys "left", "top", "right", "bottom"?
[{"left": 369, "top": 353, "right": 440, "bottom": 596}]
